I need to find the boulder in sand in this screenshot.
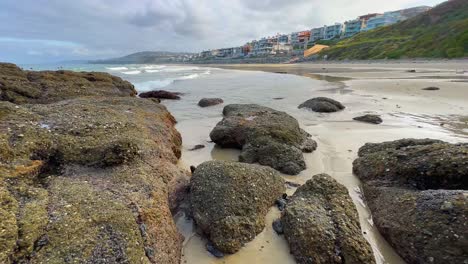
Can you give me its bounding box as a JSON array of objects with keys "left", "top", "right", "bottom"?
[
  {"left": 139, "top": 90, "right": 182, "bottom": 100},
  {"left": 281, "top": 174, "right": 375, "bottom": 264},
  {"left": 209, "top": 104, "right": 317, "bottom": 175},
  {"left": 298, "top": 97, "right": 345, "bottom": 113},
  {"left": 190, "top": 161, "right": 285, "bottom": 254},
  {"left": 353, "top": 114, "right": 382, "bottom": 124},
  {"left": 422, "top": 86, "right": 440, "bottom": 91},
  {"left": 198, "top": 98, "right": 223, "bottom": 107},
  {"left": 353, "top": 139, "right": 468, "bottom": 264}
]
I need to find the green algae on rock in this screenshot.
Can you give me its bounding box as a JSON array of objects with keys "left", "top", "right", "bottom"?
[
  {"left": 190, "top": 161, "right": 285, "bottom": 254},
  {"left": 281, "top": 174, "right": 375, "bottom": 264},
  {"left": 0, "top": 63, "right": 137, "bottom": 104},
  {"left": 0, "top": 64, "right": 188, "bottom": 264},
  {"left": 353, "top": 139, "right": 468, "bottom": 264},
  {"left": 210, "top": 104, "right": 317, "bottom": 175}
]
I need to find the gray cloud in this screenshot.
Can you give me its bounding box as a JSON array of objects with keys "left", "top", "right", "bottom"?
[{"left": 0, "top": 0, "right": 445, "bottom": 63}]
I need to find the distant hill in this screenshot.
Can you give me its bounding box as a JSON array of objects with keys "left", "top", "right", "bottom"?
[
  {"left": 91, "top": 51, "right": 195, "bottom": 64},
  {"left": 322, "top": 0, "right": 468, "bottom": 59}
]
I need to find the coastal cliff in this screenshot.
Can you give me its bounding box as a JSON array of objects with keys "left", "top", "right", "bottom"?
[{"left": 0, "top": 63, "right": 188, "bottom": 263}]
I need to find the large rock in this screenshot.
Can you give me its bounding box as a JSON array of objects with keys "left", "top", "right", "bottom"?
[
  {"left": 353, "top": 139, "right": 468, "bottom": 264},
  {"left": 210, "top": 104, "right": 317, "bottom": 175},
  {"left": 353, "top": 114, "right": 383, "bottom": 124},
  {"left": 139, "top": 90, "right": 182, "bottom": 100},
  {"left": 281, "top": 174, "right": 375, "bottom": 264},
  {"left": 0, "top": 63, "right": 136, "bottom": 104},
  {"left": 190, "top": 161, "right": 285, "bottom": 253},
  {"left": 198, "top": 98, "right": 223, "bottom": 107},
  {"left": 298, "top": 97, "right": 345, "bottom": 113},
  {"left": 0, "top": 64, "right": 188, "bottom": 264}
]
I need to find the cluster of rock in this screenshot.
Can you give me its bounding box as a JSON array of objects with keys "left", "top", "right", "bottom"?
[
  {"left": 275, "top": 174, "right": 375, "bottom": 264},
  {"left": 0, "top": 63, "right": 188, "bottom": 263},
  {"left": 190, "top": 161, "right": 284, "bottom": 253},
  {"left": 353, "top": 139, "right": 467, "bottom": 264},
  {"left": 210, "top": 104, "right": 317, "bottom": 175}
]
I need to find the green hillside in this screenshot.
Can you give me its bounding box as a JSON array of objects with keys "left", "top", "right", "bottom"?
[{"left": 322, "top": 0, "right": 468, "bottom": 59}]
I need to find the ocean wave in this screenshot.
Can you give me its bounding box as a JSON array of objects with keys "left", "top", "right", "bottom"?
[
  {"left": 106, "top": 66, "right": 128, "bottom": 71},
  {"left": 178, "top": 73, "right": 200, "bottom": 80},
  {"left": 138, "top": 65, "right": 166, "bottom": 70},
  {"left": 122, "top": 70, "right": 141, "bottom": 75},
  {"left": 160, "top": 66, "right": 200, "bottom": 72},
  {"left": 146, "top": 69, "right": 162, "bottom": 73},
  {"left": 135, "top": 80, "right": 174, "bottom": 92}
]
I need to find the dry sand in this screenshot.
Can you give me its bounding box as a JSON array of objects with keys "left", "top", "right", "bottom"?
[{"left": 175, "top": 61, "right": 468, "bottom": 264}]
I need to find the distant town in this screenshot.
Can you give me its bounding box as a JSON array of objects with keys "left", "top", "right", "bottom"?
[{"left": 193, "top": 5, "right": 431, "bottom": 60}]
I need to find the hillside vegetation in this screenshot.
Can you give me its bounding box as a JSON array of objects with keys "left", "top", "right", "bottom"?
[{"left": 322, "top": 0, "right": 468, "bottom": 59}]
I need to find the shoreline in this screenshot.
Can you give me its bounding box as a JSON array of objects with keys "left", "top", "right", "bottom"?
[{"left": 172, "top": 61, "right": 467, "bottom": 264}]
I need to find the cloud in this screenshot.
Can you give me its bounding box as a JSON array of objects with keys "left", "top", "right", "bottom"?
[{"left": 0, "top": 0, "right": 445, "bottom": 63}]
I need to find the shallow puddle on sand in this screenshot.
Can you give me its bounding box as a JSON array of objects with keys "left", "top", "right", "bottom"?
[{"left": 166, "top": 67, "right": 467, "bottom": 264}]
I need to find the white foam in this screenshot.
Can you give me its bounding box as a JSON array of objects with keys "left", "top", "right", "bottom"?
[
  {"left": 122, "top": 70, "right": 141, "bottom": 75},
  {"left": 161, "top": 66, "right": 200, "bottom": 72},
  {"left": 178, "top": 73, "right": 200, "bottom": 80},
  {"left": 139, "top": 65, "right": 166, "bottom": 70},
  {"left": 106, "top": 66, "right": 128, "bottom": 71},
  {"left": 135, "top": 80, "right": 175, "bottom": 92}
]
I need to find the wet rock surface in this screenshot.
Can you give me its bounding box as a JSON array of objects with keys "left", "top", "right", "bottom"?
[
  {"left": 198, "top": 98, "right": 223, "bottom": 107},
  {"left": 0, "top": 64, "right": 188, "bottom": 264},
  {"left": 353, "top": 114, "right": 383, "bottom": 124},
  {"left": 209, "top": 104, "right": 317, "bottom": 175},
  {"left": 353, "top": 139, "right": 468, "bottom": 264},
  {"left": 139, "top": 90, "right": 182, "bottom": 100},
  {"left": 0, "top": 63, "right": 136, "bottom": 104},
  {"left": 298, "top": 97, "right": 345, "bottom": 113},
  {"left": 281, "top": 174, "right": 375, "bottom": 264},
  {"left": 190, "top": 161, "right": 285, "bottom": 254}
]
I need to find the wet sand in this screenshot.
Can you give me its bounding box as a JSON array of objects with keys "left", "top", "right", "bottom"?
[{"left": 168, "top": 62, "right": 468, "bottom": 264}]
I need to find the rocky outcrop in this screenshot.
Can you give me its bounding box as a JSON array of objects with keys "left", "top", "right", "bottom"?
[
  {"left": 353, "top": 139, "right": 468, "bottom": 264},
  {"left": 210, "top": 104, "right": 317, "bottom": 175},
  {"left": 0, "top": 64, "right": 188, "bottom": 264},
  {"left": 298, "top": 97, "right": 345, "bottom": 113},
  {"left": 139, "top": 90, "right": 182, "bottom": 100},
  {"left": 0, "top": 63, "right": 136, "bottom": 104},
  {"left": 198, "top": 98, "right": 223, "bottom": 107},
  {"left": 281, "top": 174, "right": 375, "bottom": 264},
  {"left": 353, "top": 114, "right": 383, "bottom": 124},
  {"left": 190, "top": 161, "right": 285, "bottom": 254}
]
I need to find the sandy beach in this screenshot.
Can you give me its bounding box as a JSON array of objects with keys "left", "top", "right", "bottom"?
[{"left": 169, "top": 61, "right": 468, "bottom": 264}]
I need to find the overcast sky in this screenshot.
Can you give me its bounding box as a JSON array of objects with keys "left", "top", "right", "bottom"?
[{"left": 0, "top": 0, "right": 445, "bottom": 63}]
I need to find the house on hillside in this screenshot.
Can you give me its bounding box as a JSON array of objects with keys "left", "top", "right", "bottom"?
[
  {"left": 324, "top": 23, "right": 343, "bottom": 40},
  {"left": 344, "top": 19, "right": 365, "bottom": 38}
]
